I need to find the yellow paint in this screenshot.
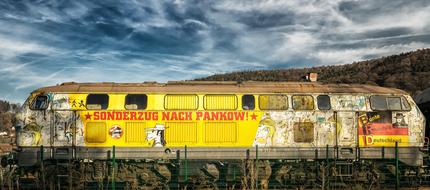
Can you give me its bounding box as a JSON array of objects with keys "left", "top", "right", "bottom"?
[
  {"left": 259, "top": 95, "right": 288, "bottom": 110},
  {"left": 85, "top": 122, "right": 107, "bottom": 143},
  {"left": 204, "top": 122, "right": 237, "bottom": 143},
  {"left": 25, "top": 122, "right": 42, "bottom": 146},
  {"left": 358, "top": 135, "right": 409, "bottom": 147},
  {"left": 204, "top": 95, "right": 237, "bottom": 110},
  {"left": 69, "top": 94, "right": 88, "bottom": 110},
  {"left": 165, "top": 94, "right": 198, "bottom": 110},
  {"left": 25, "top": 92, "right": 421, "bottom": 148},
  {"left": 80, "top": 110, "right": 262, "bottom": 147},
  {"left": 74, "top": 93, "right": 263, "bottom": 147},
  {"left": 166, "top": 122, "right": 197, "bottom": 144},
  {"left": 125, "top": 122, "right": 147, "bottom": 143},
  {"left": 254, "top": 114, "right": 276, "bottom": 146}
]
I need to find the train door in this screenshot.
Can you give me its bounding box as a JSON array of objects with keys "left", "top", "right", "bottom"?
[
  {"left": 336, "top": 112, "right": 357, "bottom": 147},
  {"left": 255, "top": 94, "right": 289, "bottom": 147},
  {"left": 289, "top": 95, "right": 326, "bottom": 147},
  {"left": 51, "top": 94, "right": 77, "bottom": 147},
  {"left": 51, "top": 111, "right": 75, "bottom": 147},
  {"left": 332, "top": 95, "right": 367, "bottom": 148},
  {"left": 314, "top": 95, "right": 337, "bottom": 147}
]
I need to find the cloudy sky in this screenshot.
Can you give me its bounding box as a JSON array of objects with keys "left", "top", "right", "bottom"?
[{"left": 1, "top": 0, "right": 430, "bottom": 102}]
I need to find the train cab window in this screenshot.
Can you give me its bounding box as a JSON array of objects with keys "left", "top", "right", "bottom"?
[
  {"left": 371, "top": 95, "right": 411, "bottom": 111},
  {"left": 259, "top": 95, "right": 288, "bottom": 110},
  {"left": 204, "top": 94, "right": 237, "bottom": 110},
  {"left": 242, "top": 95, "right": 255, "bottom": 110},
  {"left": 86, "top": 94, "right": 109, "bottom": 110},
  {"left": 30, "top": 95, "right": 48, "bottom": 110},
  {"left": 317, "top": 95, "right": 331, "bottom": 110},
  {"left": 165, "top": 94, "right": 198, "bottom": 110},
  {"left": 387, "top": 97, "right": 401, "bottom": 110},
  {"left": 370, "top": 96, "right": 387, "bottom": 110},
  {"left": 125, "top": 94, "right": 147, "bottom": 110},
  {"left": 292, "top": 95, "right": 314, "bottom": 110}
]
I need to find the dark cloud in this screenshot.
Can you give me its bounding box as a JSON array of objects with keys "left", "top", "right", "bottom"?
[
  {"left": 360, "top": 27, "right": 414, "bottom": 39},
  {"left": 239, "top": 12, "right": 295, "bottom": 29},
  {"left": 163, "top": 1, "right": 211, "bottom": 24},
  {"left": 337, "top": 0, "right": 425, "bottom": 22}
]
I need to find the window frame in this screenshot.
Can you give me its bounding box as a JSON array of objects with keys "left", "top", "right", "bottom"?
[
  {"left": 242, "top": 94, "right": 255, "bottom": 110},
  {"left": 258, "top": 94, "right": 289, "bottom": 110},
  {"left": 30, "top": 95, "right": 49, "bottom": 110},
  {"left": 124, "top": 94, "right": 148, "bottom": 110},
  {"left": 86, "top": 94, "right": 109, "bottom": 110},
  {"left": 292, "top": 95, "right": 315, "bottom": 110}
]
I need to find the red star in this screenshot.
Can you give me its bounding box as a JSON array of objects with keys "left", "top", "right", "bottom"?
[
  {"left": 251, "top": 113, "right": 258, "bottom": 120},
  {"left": 85, "top": 113, "right": 92, "bottom": 120}
]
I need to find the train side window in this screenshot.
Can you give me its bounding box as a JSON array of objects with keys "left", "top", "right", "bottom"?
[
  {"left": 292, "top": 95, "right": 314, "bottom": 110},
  {"left": 317, "top": 95, "right": 331, "bottom": 110},
  {"left": 242, "top": 95, "right": 255, "bottom": 110},
  {"left": 125, "top": 94, "right": 147, "bottom": 110},
  {"left": 30, "top": 95, "right": 48, "bottom": 110},
  {"left": 86, "top": 94, "right": 109, "bottom": 110},
  {"left": 387, "top": 97, "right": 402, "bottom": 110},
  {"left": 259, "top": 95, "right": 288, "bottom": 110},
  {"left": 204, "top": 94, "right": 237, "bottom": 110},
  {"left": 370, "top": 95, "right": 387, "bottom": 110}
]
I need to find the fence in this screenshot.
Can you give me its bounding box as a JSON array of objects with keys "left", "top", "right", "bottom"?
[{"left": 0, "top": 142, "right": 429, "bottom": 189}]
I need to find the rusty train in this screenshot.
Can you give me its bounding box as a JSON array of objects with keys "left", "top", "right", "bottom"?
[{"left": 3, "top": 81, "right": 429, "bottom": 189}]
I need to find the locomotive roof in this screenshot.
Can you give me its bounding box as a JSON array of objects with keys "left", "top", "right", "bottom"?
[{"left": 32, "top": 81, "right": 408, "bottom": 95}]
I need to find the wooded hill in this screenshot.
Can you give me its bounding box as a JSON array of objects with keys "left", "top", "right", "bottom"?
[
  {"left": 0, "top": 100, "right": 19, "bottom": 134},
  {"left": 197, "top": 49, "right": 430, "bottom": 96}
]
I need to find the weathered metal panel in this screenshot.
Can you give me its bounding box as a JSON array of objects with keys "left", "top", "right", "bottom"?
[
  {"left": 204, "top": 95, "right": 237, "bottom": 110},
  {"left": 85, "top": 122, "right": 106, "bottom": 143},
  {"left": 165, "top": 122, "right": 197, "bottom": 144},
  {"left": 125, "top": 122, "right": 147, "bottom": 143},
  {"left": 164, "top": 94, "right": 198, "bottom": 110},
  {"left": 204, "top": 122, "right": 237, "bottom": 143}
]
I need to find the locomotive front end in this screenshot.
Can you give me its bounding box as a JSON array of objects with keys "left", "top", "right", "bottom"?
[{"left": 14, "top": 93, "right": 51, "bottom": 166}]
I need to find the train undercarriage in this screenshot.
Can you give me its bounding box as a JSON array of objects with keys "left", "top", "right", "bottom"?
[{"left": 1, "top": 146, "right": 430, "bottom": 189}]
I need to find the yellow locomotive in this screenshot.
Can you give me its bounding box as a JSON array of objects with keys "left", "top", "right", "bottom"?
[{"left": 12, "top": 81, "right": 427, "bottom": 189}]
